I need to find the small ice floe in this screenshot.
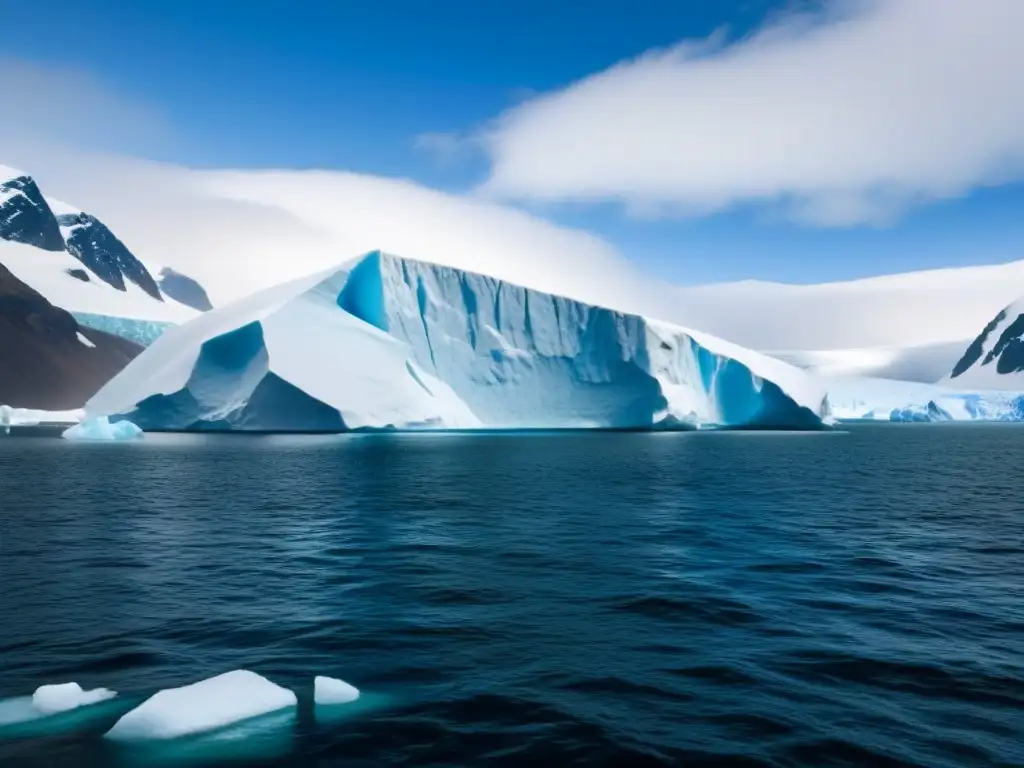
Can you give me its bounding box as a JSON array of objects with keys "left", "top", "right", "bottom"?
[
  {"left": 105, "top": 670, "right": 296, "bottom": 742},
  {"left": 313, "top": 676, "right": 360, "bottom": 706},
  {"left": 0, "top": 682, "right": 122, "bottom": 739},
  {"left": 62, "top": 417, "right": 143, "bottom": 441},
  {"left": 32, "top": 682, "right": 117, "bottom": 715}
]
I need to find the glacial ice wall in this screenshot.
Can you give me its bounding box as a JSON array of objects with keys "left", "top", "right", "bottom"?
[
  {"left": 825, "top": 375, "right": 1024, "bottom": 422},
  {"left": 72, "top": 312, "right": 175, "bottom": 347},
  {"left": 86, "top": 251, "right": 828, "bottom": 432}
]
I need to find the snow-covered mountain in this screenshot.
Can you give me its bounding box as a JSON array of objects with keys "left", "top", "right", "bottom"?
[
  {"left": 85, "top": 251, "right": 829, "bottom": 432},
  {"left": 0, "top": 163, "right": 212, "bottom": 413},
  {"left": 945, "top": 297, "right": 1024, "bottom": 390},
  {"left": 0, "top": 164, "right": 200, "bottom": 345},
  {"left": 0, "top": 168, "right": 66, "bottom": 252}
]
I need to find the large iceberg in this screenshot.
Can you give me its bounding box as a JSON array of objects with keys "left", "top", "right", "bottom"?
[
  {"left": 84, "top": 251, "right": 829, "bottom": 431},
  {"left": 105, "top": 670, "right": 296, "bottom": 742}
]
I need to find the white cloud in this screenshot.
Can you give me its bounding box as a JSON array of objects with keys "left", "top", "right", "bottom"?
[
  {"left": 10, "top": 145, "right": 657, "bottom": 313},
  {"left": 479, "top": 0, "right": 1024, "bottom": 225}
]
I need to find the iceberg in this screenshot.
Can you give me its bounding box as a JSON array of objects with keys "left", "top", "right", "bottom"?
[
  {"left": 84, "top": 251, "right": 829, "bottom": 432},
  {"left": 314, "top": 676, "right": 360, "bottom": 706},
  {"left": 105, "top": 670, "right": 297, "bottom": 742},
  {"left": 62, "top": 417, "right": 143, "bottom": 441},
  {"left": 32, "top": 683, "right": 117, "bottom": 715}
]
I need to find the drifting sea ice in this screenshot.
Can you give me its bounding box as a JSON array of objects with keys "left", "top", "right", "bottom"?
[
  {"left": 313, "top": 676, "right": 360, "bottom": 706},
  {"left": 62, "top": 417, "right": 143, "bottom": 441},
  {"left": 32, "top": 683, "right": 117, "bottom": 715},
  {"left": 104, "top": 670, "right": 297, "bottom": 742}
]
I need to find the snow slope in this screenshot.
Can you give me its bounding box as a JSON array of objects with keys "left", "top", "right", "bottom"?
[
  {"left": 86, "top": 251, "right": 829, "bottom": 432},
  {"left": 944, "top": 297, "right": 1024, "bottom": 390},
  {"left": 0, "top": 239, "right": 194, "bottom": 328}
]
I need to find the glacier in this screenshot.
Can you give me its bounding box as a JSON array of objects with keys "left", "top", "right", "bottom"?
[
  {"left": 0, "top": 238, "right": 195, "bottom": 346},
  {"left": 825, "top": 375, "right": 1024, "bottom": 422},
  {"left": 85, "top": 251, "right": 829, "bottom": 432}
]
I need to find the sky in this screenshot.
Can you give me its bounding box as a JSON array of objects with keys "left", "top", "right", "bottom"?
[{"left": 1, "top": 0, "right": 1022, "bottom": 285}]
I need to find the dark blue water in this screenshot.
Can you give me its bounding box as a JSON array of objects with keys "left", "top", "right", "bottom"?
[{"left": 1, "top": 425, "right": 1022, "bottom": 767}]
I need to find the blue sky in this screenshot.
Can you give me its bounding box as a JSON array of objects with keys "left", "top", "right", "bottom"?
[{"left": 1, "top": 0, "right": 1022, "bottom": 285}]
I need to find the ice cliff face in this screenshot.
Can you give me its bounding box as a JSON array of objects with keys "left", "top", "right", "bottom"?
[
  {"left": 947, "top": 298, "right": 1024, "bottom": 390},
  {"left": 86, "top": 251, "right": 829, "bottom": 432}
]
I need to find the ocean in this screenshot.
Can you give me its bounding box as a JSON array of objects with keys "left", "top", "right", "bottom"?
[{"left": 1, "top": 425, "right": 1022, "bottom": 767}]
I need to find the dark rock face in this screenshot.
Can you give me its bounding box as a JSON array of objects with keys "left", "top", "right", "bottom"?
[
  {"left": 951, "top": 310, "right": 1006, "bottom": 378},
  {"left": 157, "top": 267, "right": 213, "bottom": 311},
  {"left": 65, "top": 268, "right": 91, "bottom": 282},
  {"left": 951, "top": 304, "right": 1024, "bottom": 380},
  {"left": 983, "top": 313, "right": 1024, "bottom": 375},
  {"left": 0, "top": 175, "right": 66, "bottom": 252},
  {"left": 57, "top": 212, "right": 163, "bottom": 300},
  {"left": 0, "top": 263, "right": 142, "bottom": 409}
]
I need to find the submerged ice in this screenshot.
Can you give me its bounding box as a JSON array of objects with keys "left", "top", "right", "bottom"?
[{"left": 85, "top": 251, "right": 829, "bottom": 432}]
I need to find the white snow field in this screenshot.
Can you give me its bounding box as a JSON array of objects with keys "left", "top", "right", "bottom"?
[
  {"left": 943, "top": 297, "right": 1024, "bottom": 391},
  {"left": 313, "top": 677, "right": 360, "bottom": 706},
  {"left": 105, "top": 670, "right": 297, "bottom": 742},
  {"left": 84, "top": 251, "right": 829, "bottom": 432},
  {"left": 62, "top": 417, "right": 143, "bottom": 441},
  {"left": 32, "top": 684, "right": 117, "bottom": 716}
]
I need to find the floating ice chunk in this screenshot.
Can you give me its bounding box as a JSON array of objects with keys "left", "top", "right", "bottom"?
[
  {"left": 62, "top": 417, "right": 143, "bottom": 441},
  {"left": 313, "top": 676, "right": 360, "bottom": 706},
  {"left": 105, "top": 670, "right": 296, "bottom": 742},
  {"left": 32, "top": 683, "right": 116, "bottom": 715}
]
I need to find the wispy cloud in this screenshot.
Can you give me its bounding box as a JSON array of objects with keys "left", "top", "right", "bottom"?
[
  {"left": 0, "top": 58, "right": 173, "bottom": 157},
  {"left": 413, "top": 131, "right": 471, "bottom": 168},
  {"left": 478, "top": 0, "right": 1024, "bottom": 226}
]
